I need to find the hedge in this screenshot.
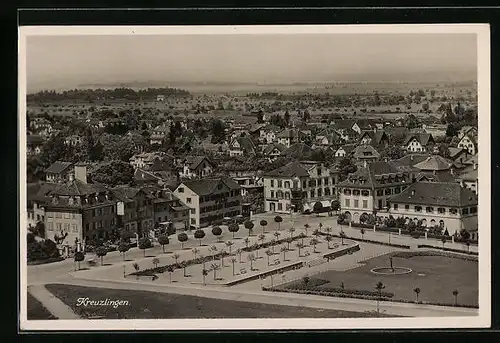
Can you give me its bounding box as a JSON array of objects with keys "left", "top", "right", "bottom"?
[
  {"left": 393, "top": 250, "right": 478, "bottom": 262},
  {"left": 416, "top": 245, "right": 478, "bottom": 256},
  {"left": 319, "top": 232, "right": 411, "bottom": 250},
  {"left": 27, "top": 256, "right": 65, "bottom": 265},
  {"left": 263, "top": 286, "right": 478, "bottom": 308},
  {"left": 278, "top": 283, "right": 394, "bottom": 298},
  {"left": 323, "top": 244, "right": 360, "bottom": 259},
  {"left": 225, "top": 261, "right": 304, "bottom": 286}
]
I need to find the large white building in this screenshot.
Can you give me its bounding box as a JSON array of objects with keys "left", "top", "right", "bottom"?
[{"left": 263, "top": 161, "right": 340, "bottom": 214}]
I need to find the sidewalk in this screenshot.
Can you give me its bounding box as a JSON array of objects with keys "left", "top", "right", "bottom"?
[{"left": 28, "top": 285, "right": 80, "bottom": 319}]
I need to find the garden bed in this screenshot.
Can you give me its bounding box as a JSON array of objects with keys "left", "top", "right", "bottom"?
[{"left": 414, "top": 246, "right": 478, "bottom": 258}]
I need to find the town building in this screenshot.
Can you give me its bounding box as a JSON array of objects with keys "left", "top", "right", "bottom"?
[
  {"left": 404, "top": 133, "right": 435, "bottom": 153},
  {"left": 111, "top": 186, "right": 155, "bottom": 237},
  {"left": 352, "top": 145, "right": 381, "bottom": 163},
  {"left": 389, "top": 182, "right": 478, "bottom": 238},
  {"left": 276, "top": 129, "right": 301, "bottom": 148},
  {"left": 64, "top": 134, "right": 83, "bottom": 147},
  {"left": 334, "top": 145, "right": 356, "bottom": 158},
  {"left": 336, "top": 161, "right": 413, "bottom": 223},
  {"left": 228, "top": 136, "right": 256, "bottom": 157},
  {"left": 27, "top": 135, "right": 44, "bottom": 156},
  {"left": 358, "top": 130, "right": 390, "bottom": 148},
  {"left": 149, "top": 124, "right": 170, "bottom": 145},
  {"left": 42, "top": 166, "right": 118, "bottom": 248},
  {"left": 173, "top": 177, "right": 242, "bottom": 229},
  {"left": 263, "top": 143, "right": 287, "bottom": 162},
  {"left": 45, "top": 161, "right": 75, "bottom": 183},
  {"left": 314, "top": 129, "right": 342, "bottom": 147},
  {"left": 142, "top": 187, "right": 190, "bottom": 230},
  {"left": 178, "top": 155, "right": 214, "bottom": 179},
  {"left": 263, "top": 161, "right": 340, "bottom": 214},
  {"left": 457, "top": 128, "right": 478, "bottom": 155},
  {"left": 129, "top": 152, "right": 172, "bottom": 170}
]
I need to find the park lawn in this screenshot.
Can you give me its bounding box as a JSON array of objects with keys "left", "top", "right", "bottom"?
[
  {"left": 27, "top": 292, "right": 57, "bottom": 320},
  {"left": 313, "top": 252, "right": 478, "bottom": 307},
  {"left": 45, "top": 284, "right": 393, "bottom": 319}
]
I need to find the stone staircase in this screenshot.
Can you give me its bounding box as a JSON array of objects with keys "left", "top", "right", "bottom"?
[{"left": 305, "top": 257, "right": 327, "bottom": 268}]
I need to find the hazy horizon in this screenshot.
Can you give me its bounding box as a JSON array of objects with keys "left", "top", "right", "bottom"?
[{"left": 26, "top": 33, "right": 477, "bottom": 93}]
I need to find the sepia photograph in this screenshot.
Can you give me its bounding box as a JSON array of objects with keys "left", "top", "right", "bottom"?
[{"left": 18, "top": 24, "right": 490, "bottom": 331}]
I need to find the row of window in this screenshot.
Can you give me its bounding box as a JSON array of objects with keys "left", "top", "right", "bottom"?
[
  {"left": 269, "top": 178, "right": 335, "bottom": 189},
  {"left": 345, "top": 199, "right": 369, "bottom": 209},
  {"left": 47, "top": 212, "right": 77, "bottom": 219},
  {"left": 84, "top": 218, "right": 116, "bottom": 232},
  {"left": 199, "top": 200, "right": 241, "bottom": 214},
  {"left": 199, "top": 210, "right": 241, "bottom": 225},
  {"left": 392, "top": 204, "right": 478, "bottom": 215},
  {"left": 27, "top": 212, "right": 44, "bottom": 222},
  {"left": 47, "top": 222, "right": 78, "bottom": 233},
  {"left": 342, "top": 186, "right": 409, "bottom": 197},
  {"left": 270, "top": 187, "right": 334, "bottom": 200}
]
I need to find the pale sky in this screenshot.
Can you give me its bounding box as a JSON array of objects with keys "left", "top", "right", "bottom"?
[{"left": 26, "top": 34, "right": 477, "bottom": 91}]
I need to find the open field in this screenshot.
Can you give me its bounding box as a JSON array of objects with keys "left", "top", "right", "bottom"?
[
  {"left": 45, "top": 283, "right": 394, "bottom": 318},
  {"left": 311, "top": 252, "right": 478, "bottom": 307},
  {"left": 26, "top": 292, "right": 57, "bottom": 320}
]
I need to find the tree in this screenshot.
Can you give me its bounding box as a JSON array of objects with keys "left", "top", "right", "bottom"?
[
  {"left": 194, "top": 229, "right": 205, "bottom": 246},
  {"left": 167, "top": 266, "right": 174, "bottom": 283},
  {"left": 180, "top": 260, "right": 188, "bottom": 277},
  {"left": 465, "top": 240, "right": 471, "bottom": 253},
  {"left": 273, "top": 231, "right": 281, "bottom": 242},
  {"left": 265, "top": 249, "right": 273, "bottom": 266},
  {"left": 172, "top": 252, "right": 180, "bottom": 265},
  {"left": 296, "top": 242, "right": 304, "bottom": 257},
  {"left": 375, "top": 281, "right": 386, "bottom": 315},
  {"left": 339, "top": 230, "right": 347, "bottom": 245},
  {"left": 360, "top": 213, "right": 369, "bottom": 224},
  {"left": 225, "top": 240, "right": 234, "bottom": 254},
  {"left": 284, "top": 110, "right": 291, "bottom": 126},
  {"left": 248, "top": 253, "right": 256, "bottom": 271},
  {"left": 452, "top": 289, "right": 459, "bottom": 306},
  {"left": 95, "top": 246, "right": 107, "bottom": 266},
  {"left": 310, "top": 238, "right": 319, "bottom": 253},
  {"left": 212, "top": 226, "right": 223, "bottom": 242},
  {"left": 259, "top": 233, "right": 266, "bottom": 245},
  {"left": 281, "top": 245, "right": 288, "bottom": 261},
  {"left": 325, "top": 235, "right": 333, "bottom": 249},
  {"left": 304, "top": 223, "right": 310, "bottom": 236},
  {"left": 299, "top": 232, "right": 306, "bottom": 245},
  {"left": 202, "top": 268, "right": 208, "bottom": 285},
  {"left": 313, "top": 202, "right": 323, "bottom": 215},
  {"left": 288, "top": 227, "right": 296, "bottom": 239},
  {"left": 74, "top": 251, "right": 85, "bottom": 271},
  {"left": 413, "top": 287, "right": 421, "bottom": 303},
  {"left": 138, "top": 237, "right": 152, "bottom": 257},
  {"left": 192, "top": 247, "right": 199, "bottom": 259},
  {"left": 177, "top": 232, "right": 188, "bottom": 249},
  {"left": 244, "top": 220, "right": 254, "bottom": 236},
  {"left": 236, "top": 248, "right": 243, "bottom": 263},
  {"left": 260, "top": 220, "right": 268, "bottom": 233},
  {"left": 230, "top": 257, "right": 237, "bottom": 275},
  {"left": 118, "top": 242, "right": 130, "bottom": 260},
  {"left": 152, "top": 257, "right": 160, "bottom": 269},
  {"left": 360, "top": 228, "right": 366, "bottom": 241},
  {"left": 158, "top": 235, "right": 169, "bottom": 253},
  {"left": 274, "top": 216, "right": 283, "bottom": 231},
  {"left": 243, "top": 237, "right": 250, "bottom": 249},
  {"left": 446, "top": 123, "right": 459, "bottom": 137},
  {"left": 89, "top": 160, "right": 134, "bottom": 187},
  {"left": 228, "top": 223, "right": 240, "bottom": 239}
]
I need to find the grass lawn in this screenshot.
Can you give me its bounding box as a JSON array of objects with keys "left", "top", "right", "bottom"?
[
  {"left": 45, "top": 284, "right": 392, "bottom": 319},
  {"left": 312, "top": 252, "right": 478, "bottom": 307},
  {"left": 27, "top": 292, "right": 57, "bottom": 320}
]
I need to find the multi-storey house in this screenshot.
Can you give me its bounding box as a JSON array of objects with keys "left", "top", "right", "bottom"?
[
  {"left": 178, "top": 155, "right": 214, "bottom": 179},
  {"left": 263, "top": 161, "right": 340, "bottom": 214},
  {"left": 111, "top": 186, "right": 155, "bottom": 237}
]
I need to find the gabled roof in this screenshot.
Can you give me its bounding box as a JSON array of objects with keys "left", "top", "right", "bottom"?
[
  {"left": 415, "top": 171, "right": 457, "bottom": 183},
  {"left": 360, "top": 130, "right": 389, "bottom": 145},
  {"left": 456, "top": 168, "right": 478, "bottom": 182},
  {"left": 231, "top": 136, "right": 256, "bottom": 152},
  {"left": 392, "top": 154, "right": 431, "bottom": 168},
  {"left": 403, "top": 133, "right": 434, "bottom": 146},
  {"left": 448, "top": 147, "right": 468, "bottom": 159},
  {"left": 111, "top": 186, "right": 142, "bottom": 202},
  {"left": 276, "top": 128, "right": 300, "bottom": 139},
  {"left": 332, "top": 119, "right": 356, "bottom": 130},
  {"left": 263, "top": 161, "right": 310, "bottom": 178},
  {"left": 263, "top": 143, "right": 287, "bottom": 155},
  {"left": 353, "top": 145, "right": 381, "bottom": 159},
  {"left": 338, "top": 161, "right": 408, "bottom": 189},
  {"left": 45, "top": 161, "right": 74, "bottom": 175},
  {"left": 413, "top": 155, "right": 454, "bottom": 171},
  {"left": 248, "top": 123, "right": 266, "bottom": 133},
  {"left": 336, "top": 144, "right": 356, "bottom": 154},
  {"left": 183, "top": 156, "right": 213, "bottom": 170},
  {"left": 181, "top": 177, "right": 241, "bottom": 196},
  {"left": 134, "top": 168, "right": 161, "bottom": 182},
  {"left": 27, "top": 182, "right": 59, "bottom": 203},
  {"left": 281, "top": 143, "right": 314, "bottom": 157},
  {"left": 389, "top": 182, "right": 478, "bottom": 207}
]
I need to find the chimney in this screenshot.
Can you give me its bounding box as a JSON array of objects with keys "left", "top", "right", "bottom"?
[
  {"left": 411, "top": 189, "right": 415, "bottom": 196},
  {"left": 450, "top": 168, "right": 454, "bottom": 176},
  {"left": 410, "top": 155, "right": 414, "bottom": 161},
  {"left": 473, "top": 162, "right": 477, "bottom": 170},
  {"left": 74, "top": 165, "right": 87, "bottom": 184},
  {"left": 363, "top": 160, "right": 368, "bottom": 168}
]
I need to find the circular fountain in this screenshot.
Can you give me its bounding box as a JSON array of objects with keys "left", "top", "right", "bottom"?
[{"left": 370, "top": 256, "right": 412, "bottom": 275}]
